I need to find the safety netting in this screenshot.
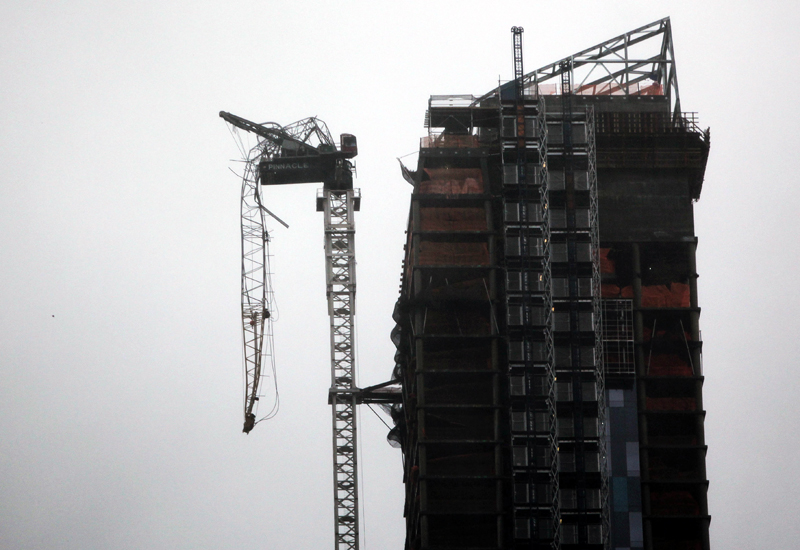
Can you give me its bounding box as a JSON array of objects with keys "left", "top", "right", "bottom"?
[
  {"left": 420, "top": 207, "right": 487, "bottom": 231},
  {"left": 601, "top": 283, "right": 690, "bottom": 307},
  {"left": 419, "top": 168, "right": 484, "bottom": 195},
  {"left": 648, "top": 354, "right": 693, "bottom": 376},
  {"left": 420, "top": 134, "right": 480, "bottom": 149},
  {"left": 417, "top": 241, "right": 490, "bottom": 266}
]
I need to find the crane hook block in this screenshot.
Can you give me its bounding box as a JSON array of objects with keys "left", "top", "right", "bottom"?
[{"left": 243, "top": 413, "right": 256, "bottom": 434}]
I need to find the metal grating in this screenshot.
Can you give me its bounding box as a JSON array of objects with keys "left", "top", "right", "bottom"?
[{"left": 601, "top": 300, "right": 635, "bottom": 375}]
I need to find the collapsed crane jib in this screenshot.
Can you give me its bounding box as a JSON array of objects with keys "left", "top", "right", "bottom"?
[{"left": 219, "top": 110, "right": 315, "bottom": 154}]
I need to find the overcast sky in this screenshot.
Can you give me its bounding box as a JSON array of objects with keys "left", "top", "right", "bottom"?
[{"left": 1, "top": 1, "right": 799, "bottom": 549}]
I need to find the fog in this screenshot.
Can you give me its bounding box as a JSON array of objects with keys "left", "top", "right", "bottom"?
[{"left": 1, "top": 1, "right": 798, "bottom": 549}]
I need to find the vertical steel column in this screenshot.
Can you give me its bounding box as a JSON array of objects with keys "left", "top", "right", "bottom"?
[
  {"left": 586, "top": 106, "right": 610, "bottom": 549},
  {"left": 322, "top": 189, "right": 360, "bottom": 550},
  {"left": 538, "top": 96, "right": 561, "bottom": 550}
]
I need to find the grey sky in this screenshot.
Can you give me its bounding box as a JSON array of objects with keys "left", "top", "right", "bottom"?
[{"left": 1, "top": 1, "right": 798, "bottom": 549}]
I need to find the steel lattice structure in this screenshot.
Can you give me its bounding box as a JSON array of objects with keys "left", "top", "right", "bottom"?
[
  {"left": 321, "top": 189, "right": 361, "bottom": 550},
  {"left": 537, "top": 96, "right": 561, "bottom": 548},
  {"left": 238, "top": 134, "right": 282, "bottom": 432},
  {"left": 525, "top": 18, "right": 680, "bottom": 114},
  {"left": 478, "top": 17, "right": 682, "bottom": 120},
  {"left": 224, "top": 112, "right": 342, "bottom": 435},
  {"left": 586, "top": 105, "right": 611, "bottom": 549},
  {"left": 223, "top": 110, "right": 361, "bottom": 550}
]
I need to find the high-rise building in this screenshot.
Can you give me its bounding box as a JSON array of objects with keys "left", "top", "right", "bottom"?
[{"left": 390, "top": 18, "right": 711, "bottom": 550}]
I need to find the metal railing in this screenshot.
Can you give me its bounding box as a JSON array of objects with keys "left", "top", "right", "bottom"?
[{"left": 595, "top": 111, "right": 701, "bottom": 134}]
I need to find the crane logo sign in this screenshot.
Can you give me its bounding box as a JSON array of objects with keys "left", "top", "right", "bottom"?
[
  {"left": 259, "top": 157, "right": 332, "bottom": 185},
  {"left": 267, "top": 161, "right": 312, "bottom": 170}
]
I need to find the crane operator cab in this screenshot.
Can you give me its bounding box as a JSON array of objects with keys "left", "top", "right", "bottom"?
[
  {"left": 325, "top": 134, "right": 357, "bottom": 190},
  {"left": 340, "top": 134, "right": 357, "bottom": 157}
]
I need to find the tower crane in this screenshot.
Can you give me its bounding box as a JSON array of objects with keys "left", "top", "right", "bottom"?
[{"left": 220, "top": 110, "right": 374, "bottom": 550}]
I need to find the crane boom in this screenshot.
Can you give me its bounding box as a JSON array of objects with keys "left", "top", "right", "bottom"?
[
  {"left": 219, "top": 110, "right": 321, "bottom": 153},
  {"left": 221, "top": 110, "right": 361, "bottom": 550},
  {"left": 221, "top": 110, "right": 341, "bottom": 433}
]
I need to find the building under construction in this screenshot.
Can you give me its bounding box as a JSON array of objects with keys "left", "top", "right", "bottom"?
[{"left": 390, "top": 18, "right": 710, "bottom": 550}]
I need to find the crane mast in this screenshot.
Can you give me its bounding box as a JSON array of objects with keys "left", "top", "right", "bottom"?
[
  {"left": 221, "top": 111, "right": 361, "bottom": 550},
  {"left": 321, "top": 188, "right": 360, "bottom": 550}
]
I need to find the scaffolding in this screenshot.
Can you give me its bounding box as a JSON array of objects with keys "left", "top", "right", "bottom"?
[
  {"left": 600, "top": 300, "right": 635, "bottom": 376},
  {"left": 394, "top": 17, "right": 711, "bottom": 550},
  {"left": 502, "top": 35, "right": 561, "bottom": 544}
]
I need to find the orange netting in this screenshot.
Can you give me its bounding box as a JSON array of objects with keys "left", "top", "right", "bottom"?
[
  {"left": 646, "top": 397, "right": 697, "bottom": 411},
  {"left": 602, "top": 284, "right": 633, "bottom": 298},
  {"left": 600, "top": 248, "right": 615, "bottom": 274},
  {"left": 420, "top": 207, "right": 487, "bottom": 231},
  {"left": 603, "top": 284, "right": 689, "bottom": 305},
  {"left": 649, "top": 354, "right": 693, "bottom": 376},
  {"left": 621, "top": 286, "right": 633, "bottom": 298},
  {"left": 417, "top": 241, "right": 490, "bottom": 266},
  {"left": 538, "top": 81, "right": 664, "bottom": 96},
  {"left": 419, "top": 168, "right": 484, "bottom": 195},
  {"left": 641, "top": 283, "right": 691, "bottom": 308},
  {"left": 601, "top": 284, "right": 619, "bottom": 298},
  {"left": 421, "top": 134, "right": 480, "bottom": 149}
]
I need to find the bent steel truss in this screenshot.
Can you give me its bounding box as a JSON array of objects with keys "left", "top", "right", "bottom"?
[{"left": 480, "top": 17, "right": 682, "bottom": 119}]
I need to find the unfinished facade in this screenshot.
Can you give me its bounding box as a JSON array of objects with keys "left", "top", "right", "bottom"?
[{"left": 390, "top": 18, "right": 711, "bottom": 550}]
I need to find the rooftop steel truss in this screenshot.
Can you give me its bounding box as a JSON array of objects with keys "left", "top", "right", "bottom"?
[{"left": 479, "top": 18, "right": 683, "bottom": 119}]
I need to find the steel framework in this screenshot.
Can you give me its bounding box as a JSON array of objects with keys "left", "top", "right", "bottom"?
[
  {"left": 586, "top": 105, "right": 611, "bottom": 549},
  {"left": 504, "top": 27, "right": 561, "bottom": 547},
  {"left": 223, "top": 112, "right": 340, "bottom": 433},
  {"left": 537, "top": 95, "right": 561, "bottom": 549},
  {"left": 321, "top": 188, "right": 361, "bottom": 550},
  {"left": 238, "top": 134, "right": 282, "bottom": 432},
  {"left": 479, "top": 17, "right": 682, "bottom": 120},
  {"left": 223, "top": 112, "right": 363, "bottom": 550},
  {"left": 600, "top": 300, "right": 635, "bottom": 376}
]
